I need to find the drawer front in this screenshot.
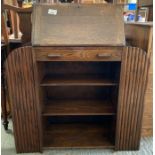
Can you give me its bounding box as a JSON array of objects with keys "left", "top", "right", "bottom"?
[{"left": 34, "top": 48, "right": 122, "bottom": 61}]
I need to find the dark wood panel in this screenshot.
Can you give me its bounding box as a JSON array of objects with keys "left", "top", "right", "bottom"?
[
  {"left": 115, "top": 47, "right": 150, "bottom": 150},
  {"left": 42, "top": 100, "right": 116, "bottom": 116},
  {"left": 40, "top": 74, "right": 118, "bottom": 86},
  {"left": 5, "top": 47, "right": 41, "bottom": 153},
  {"left": 43, "top": 86, "right": 116, "bottom": 100},
  {"left": 43, "top": 123, "right": 114, "bottom": 148}
]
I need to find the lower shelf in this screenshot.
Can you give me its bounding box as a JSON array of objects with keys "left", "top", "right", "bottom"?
[
  {"left": 43, "top": 123, "right": 115, "bottom": 148},
  {"left": 42, "top": 100, "right": 116, "bottom": 116}
]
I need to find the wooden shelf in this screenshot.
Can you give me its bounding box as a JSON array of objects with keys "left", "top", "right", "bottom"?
[
  {"left": 42, "top": 100, "right": 116, "bottom": 116},
  {"left": 43, "top": 123, "right": 114, "bottom": 148},
  {"left": 40, "top": 74, "right": 118, "bottom": 86}
]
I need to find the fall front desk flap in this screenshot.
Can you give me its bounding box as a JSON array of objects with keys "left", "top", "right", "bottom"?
[{"left": 32, "top": 4, "right": 125, "bottom": 46}]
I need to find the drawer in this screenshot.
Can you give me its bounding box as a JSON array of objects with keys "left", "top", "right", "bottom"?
[{"left": 34, "top": 48, "right": 122, "bottom": 61}]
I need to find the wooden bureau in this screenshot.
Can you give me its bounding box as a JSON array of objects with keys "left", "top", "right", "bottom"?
[{"left": 5, "top": 4, "right": 151, "bottom": 153}]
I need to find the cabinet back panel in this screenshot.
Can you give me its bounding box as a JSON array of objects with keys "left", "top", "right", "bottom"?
[
  {"left": 43, "top": 86, "right": 116, "bottom": 100},
  {"left": 38, "top": 61, "right": 121, "bottom": 82}
]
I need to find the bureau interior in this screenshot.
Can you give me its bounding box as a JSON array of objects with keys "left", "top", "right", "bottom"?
[
  {"left": 37, "top": 61, "right": 121, "bottom": 83},
  {"left": 37, "top": 61, "right": 120, "bottom": 148}
]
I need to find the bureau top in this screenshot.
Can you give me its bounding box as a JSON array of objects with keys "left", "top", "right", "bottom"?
[{"left": 32, "top": 4, "right": 125, "bottom": 47}]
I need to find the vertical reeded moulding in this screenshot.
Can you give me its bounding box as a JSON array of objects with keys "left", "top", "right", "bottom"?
[
  {"left": 5, "top": 47, "right": 42, "bottom": 153},
  {"left": 115, "top": 47, "right": 150, "bottom": 150}
]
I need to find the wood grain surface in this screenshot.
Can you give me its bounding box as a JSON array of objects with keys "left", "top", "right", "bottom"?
[
  {"left": 34, "top": 47, "right": 122, "bottom": 61},
  {"left": 115, "top": 47, "right": 150, "bottom": 150},
  {"left": 32, "top": 4, "right": 125, "bottom": 46},
  {"left": 43, "top": 123, "right": 115, "bottom": 148},
  {"left": 42, "top": 99, "right": 116, "bottom": 116},
  {"left": 5, "top": 47, "right": 41, "bottom": 153},
  {"left": 40, "top": 74, "right": 118, "bottom": 86}
]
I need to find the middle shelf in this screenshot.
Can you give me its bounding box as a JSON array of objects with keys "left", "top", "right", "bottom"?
[
  {"left": 40, "top": 74, "right": 118, "bottom": 86},
  {"left": 42, "top": 99, "right": 116, "bottom": 116}
]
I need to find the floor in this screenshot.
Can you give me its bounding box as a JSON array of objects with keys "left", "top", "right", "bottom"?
[{"left": 1, "top": 120, "right": 153, "bottom": 155}]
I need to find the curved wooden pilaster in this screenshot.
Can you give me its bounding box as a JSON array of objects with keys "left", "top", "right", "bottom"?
[
  {"left": 115, "top": 47, "right": 150, "bottom": 150},
  {"left": 5, "top": 47, "right": 41, "bottom": 153}
]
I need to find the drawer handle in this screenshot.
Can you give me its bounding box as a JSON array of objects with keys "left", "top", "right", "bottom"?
[
  {"left": 47, "top": 54, "right": 62, "bottom": 58},
  {"left": 97, "top": 53, "right": 112, "bottom": 58}
]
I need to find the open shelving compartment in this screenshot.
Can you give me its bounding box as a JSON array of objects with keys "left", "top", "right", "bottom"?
[
  {"left": 42, "top": 116, "right": 116, "bottom": 148},
  {"left": 37, "top": 61, "right": 121, "bottom": 148}
]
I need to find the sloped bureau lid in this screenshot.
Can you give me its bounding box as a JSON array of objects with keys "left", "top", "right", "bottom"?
[{"left": 32, "top": 4, "right": 125, "bottom": 46}]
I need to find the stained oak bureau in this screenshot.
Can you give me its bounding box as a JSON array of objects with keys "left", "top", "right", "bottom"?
[{"left": 5, "top": 4, "right": 150, "bottom": 153}]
